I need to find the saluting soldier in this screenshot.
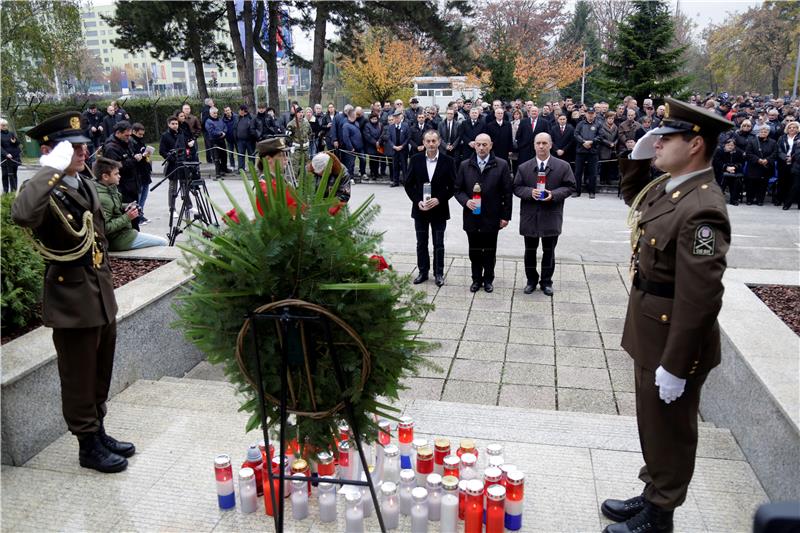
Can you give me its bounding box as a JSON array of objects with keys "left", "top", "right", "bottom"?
[
  {"left": 600, "top": 99, "right": 733, "bottom": 533},
  {"left": 12, "top": 112, "right": 135, "bottom": 474}
]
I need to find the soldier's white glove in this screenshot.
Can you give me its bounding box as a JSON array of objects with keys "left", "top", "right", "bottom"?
[
  {"left": 631, "top": 130, "right": 658, "bottom": 160},
  {"left": 39, "top": 141, "right": 74, "bottom": 171},
  {"left": 655, "top": 365, "right": 686, "bottom": 404}
]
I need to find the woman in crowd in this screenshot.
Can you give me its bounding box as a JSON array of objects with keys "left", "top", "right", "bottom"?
[
  {"left": 777, "top": 121, "right": 800, "bottom": 209},
  {"left": 713, "top": 137, "right": 746, "bottom": 205},
  {"left": 745, "top": 125, "right": 777, "bottom": 206},
  {"left": 733, "top": 119, "right": 754, "bottom": 152},
  {"left": 362, "top": 112, "right": 383, "bottom": 181},
  {"left": 597, "top": 112, "right": 618, "bottom": 185},
  {"left": 1, "top": 118, "right": 21, "bottom": 193}
]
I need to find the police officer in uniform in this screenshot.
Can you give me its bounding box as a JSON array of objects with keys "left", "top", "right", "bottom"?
[
  {"left": 599, "top": 99, "right": 733, "bottom": 533},
  {"left": 12, "top": 112, "right": 135, "bottom": 473}
]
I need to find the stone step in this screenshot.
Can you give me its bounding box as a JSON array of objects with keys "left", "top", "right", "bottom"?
[{"left": 2, "top": 378, "right": 767, "bottom": 532}]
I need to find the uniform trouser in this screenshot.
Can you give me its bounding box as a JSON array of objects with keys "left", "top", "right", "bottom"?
[
  {"left": 52, "top": 321, "right": 117, "bottom": 436},
  {"left": 575, "top": 152, "right": 599, "bottom": 195},
  {"left": 2, "top": 161, "right": 18, "bottom": 192},
  {"left": 524, "top": 235, "right": 558, "bottom": 287},
  {"left": 415, "top": 218, "right": 446, "bottom": 276},
  {"left": 392, "top": 153, "right": 408, "bottom": 184},
  {"left": 634, "top": 363, "right": 708, "bottom": 510},
  {"left": 466, "top": 230, "right": 499, "bottom": 283}
]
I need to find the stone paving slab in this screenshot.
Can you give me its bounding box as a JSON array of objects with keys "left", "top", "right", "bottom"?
[{"left": 1, "top": 380, "right": 766, "bottom": 532}]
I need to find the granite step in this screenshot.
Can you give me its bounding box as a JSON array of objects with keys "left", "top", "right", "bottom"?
[{"left": 1, "top": 378, "right": 767, "bottom": 532}]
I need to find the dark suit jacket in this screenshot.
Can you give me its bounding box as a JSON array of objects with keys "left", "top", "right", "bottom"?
[
  {"left": 483, "top": 119, "right": 513, "bottom": 163},
  {"left": 438, "top": 119, "right": 461, "bottom": 157},
  {"left": 382, "top": 123, "right": 410, "bottom": 156},
  {"left": 550, "top": 123, "right": 576, "bottom": 161},
  {"left": 458, "top": 118, "right": 484, "bottom": 160},
  {"left": 12, "top": 166, "right": 118, "bottom": 328},
  {"left": 404, "top": 152, "right": 456, "bottom": 222},
  {"left": 454, "top": 155, "right": 513, "bottom": 232},
  {"left": 515, "top": 118, "right": 534, "bottom": 166},
  {"left": 530, "top": 117, "right": 549, "bottom": 138},
  {"left": 409, "top": 121, "right": 434, "bottom": 153},
  {"left": 513, "top": 157, "right": 576, "bottom": 237}
]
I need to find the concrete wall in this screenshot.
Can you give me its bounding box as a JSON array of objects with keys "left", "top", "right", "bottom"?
[{"left": 1, "top": 260, "right": 203, "bottom": 466}]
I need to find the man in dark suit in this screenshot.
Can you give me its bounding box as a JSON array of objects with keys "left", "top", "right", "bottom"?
[
  {"left": 459, "top": 107, "right": 484, "bottom": 162},
  {"left": 601, "top": 99, "right": 733, "bottom": 533},
  {"left": 454, "top": 133, "right": 513, "bottom": 293},
  {"left": 439, "top": 108, "right": 462, "bottom": 162},
  {"left": 12, "top": 112, "right": 135, "bottom": 474},
  {"left": 513, "top": 133, "right": 576, "bottom": 296},
  {"left": 409, "top": 110, "right": 434, "bottom": 155},
  {"left": 404, "top": 130, "right": 456, "bottom": 286},
  {"left": 387, "top": 110, "right": 410, "bottom": 187},
  {"left": 550, "top": 114, "right": 576, "bottom": 163},
  {"left": 483, "top": 107, "right": 513, "bottom": 163},
  {"left": 515, "top": 113, "right": 534, "bottom": 167},
  {"left": 527, "top": 105, "right": 550, "bottom": 138}
]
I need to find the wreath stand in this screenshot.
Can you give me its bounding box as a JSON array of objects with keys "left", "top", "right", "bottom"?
[{"left": 237, "top": 299, "right": 387, "bottom": 533}]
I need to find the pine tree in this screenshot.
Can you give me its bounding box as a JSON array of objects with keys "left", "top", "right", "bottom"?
[
  {"left": 559, "top": 0, "right": 603, "bottom": 104},
  {"left": 599, "top": 0, "right": 690, "bottom": 103}
]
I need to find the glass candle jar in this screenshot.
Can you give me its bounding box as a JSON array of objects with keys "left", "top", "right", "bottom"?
[
  {"left": 486, "top": 484, "right": 506, "bottom": 533},
  {"left": 380, "top": 481, "right": 400, "bottom": 530},
  {"left": 464, "top": 479, "right": 484, "bottom": 533},
  {"left": 318, "top": 476, "right": 338, "bottom": 523},
  {"left": 415, "top": 446, "right": 434, "bottom": 487},
  {"left": 426, "top": 473, "right": 443, "bottom": 521},
  {"left": 440, "top": 475, "right": 459, "bottom": 533},
  {"left": 399, "top": 469, "right": 416, "bottom": 516},
  {"left": 505, "top": 470, "right": 525, "bottom": 531},
  {"left": 410, "top": 486, "right": 429, "bottom": 533},
  {"left": 214, "top": 454, "right": 235, "bottom": 510},
  {"left": 460, "top": 452, "right": 478, "bottom": 480},
  {"left": 443, "top": 455, "right": 461, "bottom": 479},
  {"left": 433, "top": 438, "right": 450, "bottom": 475},
  {"left": 457, "top": 438, "right": 478, "bottom": 460},
  {"left": 383, "top": 444, "right": 401, "bottom": 484}
]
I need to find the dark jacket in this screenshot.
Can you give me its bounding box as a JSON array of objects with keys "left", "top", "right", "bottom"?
[
  {"left": 733, "top": 130, "right": 754, "bottom": 152},
  {"left": 745, "top": 136, "right": 777, "bottom": 179},
  {"left": 250, "top": 112, "right": 280, "bottom": 141},
  {"left": 483, "top": 119, "right": 513, "bottom": 163},
  {"left": 82, "top": 110, "right": 104, "bottom": 142},
  {"left": 409, "top": 120, "right": 434, "bottom": 153},
  {"left": 320, "top": 112, "right": 337, "bottom": 147},
  {"left": 222, "top": 114, "right": 237, "bottom": 141},
  {"left": 236, "top": 114, "right": 253, "bottom": 141},
  {"left": 404, "top": 151, "right": 456, "bottom": 222},
  {"left": 363, "top": 121, "right": 382, "bottom": 156},
  {"left": 205, "top": 117, "right": 227, "bottom": 140},
  {"left": 439, "top": 119, "right": 462, "bottom": 157},
  {"left": 777, "top": 134, "right": 799, "bottom": 167},
  {"left": 103, "top": 135, "right": 140, "bottom": 203},
  {"left": 574, "top": 118, "right": 600, "bottom": 154},
  {"left": 382, "top": 122, "right": 410, "bottom": 157},
  {"left": 1, "top": 129, "right": 21, "bottom": 162},
  {"left": 341, "top": 121, "right": 364, "bottom": 152},
  {"left": 454, "top": 154, "right": 513, "bottom": 232},
  {"left": 514, "top": 118, "right": 534, "bottom": 166},
  {"left": 129, "top": 135, "right": 152, "bottom": 185},
  {"left": 513, "top": 157, "right": 576, "bottom": 238},
  {"left": 549, "top": 122, "right": 576, "bottom": 162},
  {"left": 101, "top": 114, "right": 117, "bottom": 140},
  {"left": 458, "top": 118, "right": 484, "bottom": 161},
  {"left": 95, "top": 181, "right": 137, "bottom": 251},
  {"left": 597, "top": 122, "right": 618, "bottom": 161}
]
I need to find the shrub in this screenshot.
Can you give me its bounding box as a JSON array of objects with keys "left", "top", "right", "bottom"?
[{"left": 1, "top": 193, "right": 44, "bottom": 329}]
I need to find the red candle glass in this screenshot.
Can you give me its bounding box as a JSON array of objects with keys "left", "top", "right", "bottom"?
[
  {"left": 291, "top": 458, "right": 311, "bottom": 494},
  {"left": 397, "top": 416, "right": 414, "bottom": 444},
  {"left": 457, "top": 438, "right": 478, "bottom": 459},
  {"left": 458, "top": 479, "right": 469, "bottom": 520},
  {"left": 486, "top": 484, "right": 506, "bottom": 533},
  {"left": 378, "top": 419, "right": 392, "bottom": 446},
  {"left": 464, "top": 479, "right": 485, "bottom": 533},
  {"left": 317, "top": 451, "right": 335, "bottom": 478},
  {"left": 443, "top": 455, "right": 461, "bottom": 479},
  {"left": 433, "top": 438, "right": 450, "bottom": 470},
  {"left": 416, "top": 446, "right": 434, "bottom": 479}
]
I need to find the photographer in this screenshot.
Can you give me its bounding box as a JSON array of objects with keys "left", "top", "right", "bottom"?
[
  {"left": 159, "top": 116, "right": 194, "bottom": 216},
  {"left": 94, "top": 157, "right": 167, "bottom": 250},
  {"left": 102, "top": 121, "right": 141, "bottom": 229}
]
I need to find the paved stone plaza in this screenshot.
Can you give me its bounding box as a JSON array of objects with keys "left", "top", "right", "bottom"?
[{"left": 2, "top": 167, "right": 796, "bottom": 531}]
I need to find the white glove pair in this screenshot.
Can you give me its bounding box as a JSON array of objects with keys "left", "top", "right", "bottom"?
[
  {"left": 655, "top": 365, "right": 686, "bottom": 404},
  {"left": 630, "top": 130, "right": 658, "bottom": 160},
  {"left": 39, "top": 141, "right": 75, "bottom": 172}
]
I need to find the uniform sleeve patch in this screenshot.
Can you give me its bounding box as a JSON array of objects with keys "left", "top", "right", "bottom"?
[{"left": 693, "top": 225, "right": 715, "bottom": 256}]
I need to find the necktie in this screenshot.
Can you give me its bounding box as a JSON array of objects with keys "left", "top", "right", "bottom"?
[
  {"left": 561, "top": 126, "right": 565, "bottom": 134},
  {"left": 540, "top": 162, "right": 545, "bottom": 173},
  {"left": 395, "top": 125, "right": 400, "bottom": 143},
  {"left": 479, "top": 159, "right": 485, "bottom": 172}
]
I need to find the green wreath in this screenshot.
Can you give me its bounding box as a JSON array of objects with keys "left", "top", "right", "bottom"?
[{"left": 174, "top": 161, "right": 434, "bottom": 450}]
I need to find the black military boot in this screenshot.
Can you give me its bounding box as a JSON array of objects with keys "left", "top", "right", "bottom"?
[
  {"left": 602, "top": 494, "right": 646, "bottom": 522},
  {"left": 78, "top": 434, "right": 128, "bottom": 473},
  {"left": 603, "top": 501, "right": 674, "bottom": 533},
  {"left": 99, "top": 424, "right": 136, "bottom": 458}
]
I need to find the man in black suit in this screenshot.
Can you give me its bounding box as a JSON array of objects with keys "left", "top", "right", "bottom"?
[
  {"left": 550, "top": 114, "right": 576, "bottom": 163},
  {"left": 409, "top": 111, "right": 434, "bottom": 155},
  {"left": 483, "top": 107, "right": 513, "bottom": 163},
  {"left": 387, "top": 110, "right": 411, "bottom": 187},
  {"left": 405, "top": 130, "right": 456, "bottom": 286},
  {"left": 459, "top": 108, "right": 484, "bottom": 162},
  {"left": 439, "top": 108, "right": 462, "bottom": 162},
  {"left": 527, "top": 104, "right": 550, "bottom": 138},
  {"left": 513, "top": 133, "right": 576, "bottom": 296},
  {"left": 454, "top": 133, "right": 513, "bottom": 293}
]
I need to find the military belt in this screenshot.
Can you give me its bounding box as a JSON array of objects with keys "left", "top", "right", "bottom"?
[{"left": 632, "top": 273, "right": 675, "bottom": 299}]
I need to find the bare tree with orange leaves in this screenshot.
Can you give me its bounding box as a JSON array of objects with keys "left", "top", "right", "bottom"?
[{"left": 337, "top": 28, "right": 426, "bottom": 107}]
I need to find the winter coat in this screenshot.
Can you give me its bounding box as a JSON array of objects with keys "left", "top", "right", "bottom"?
[
  {"left": 95, "top": 181, "right": 137, "bottom": 251},
  {"left": 454, "top": 154, "right": 513, "bottom": 232},
  {"left": 574, "top": 118, "right": 600, "bottom": 154},
  {"left": 513, "top": 157, "right": 576, "bottom": 238}
]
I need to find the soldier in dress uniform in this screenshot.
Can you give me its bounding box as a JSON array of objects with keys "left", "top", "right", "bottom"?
[
  {"left": 12, "top": 112, "right": 135, "bottom": 474},
  {"left": 599, "top": 99, "right": 733, "bottom": 533}
]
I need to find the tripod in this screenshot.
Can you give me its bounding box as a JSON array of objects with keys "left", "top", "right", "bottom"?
[{"left": 151, "top": 160, "right": 219, "bottom": 246}]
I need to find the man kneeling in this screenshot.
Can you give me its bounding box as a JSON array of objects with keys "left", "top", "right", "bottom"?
[{"left": 94, "top": 157, "right": 167, "bottom": 250}]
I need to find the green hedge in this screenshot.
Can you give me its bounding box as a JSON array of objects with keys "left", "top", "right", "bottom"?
[
  {"left": 1, "top": 193, "right": 45, "bottom": 330},
  {"left": 2, "top": 91, "right": 254, "bottom": 144}
]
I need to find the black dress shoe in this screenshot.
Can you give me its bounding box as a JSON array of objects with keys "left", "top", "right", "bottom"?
[
  {"left": 413, "top": 273, "right": 429, "bottom": 284},
  {"left": 523, "top": 284, "right": 535, "bottom": 294},
  {"left": 484, "top": 282, "right": 494, "bottom": 293},
  {"left": 589, "top": 193, "right": 596, "bottom": 199},
  {"left": 783, "top": 205, "right": 791, "bottom": 210},
  {"left": 434, "top": 275, "right": 444, "bottom": 287},
  {"left": 99, "top": 426, "right": 136, "bottom": 458},
  {"left": 603, "top": 501, "right": 673, "bottom": 533},
  {"left": 79, "top": 434, "right": 128, "bottom": 473},
  {"left": 601, "top": 495, "right": 646, "bottom": 522},
  {"left": 542, "top": 285, "right": 554, "bottom": 296},
  {"left": 469, "top": 281, "right": 482, "bottom": 292},
  {"left": 389, "top": 183, "right": 399, "bottom": 188}
]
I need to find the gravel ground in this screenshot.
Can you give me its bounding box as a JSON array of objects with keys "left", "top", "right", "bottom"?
[
  {"left": 749, "top": 284, "right": 800, "bottom": 336},
  {"left": 1, "top": 258, "right": 170, "bottom": 344}
]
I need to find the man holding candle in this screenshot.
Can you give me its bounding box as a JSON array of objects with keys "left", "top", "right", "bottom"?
[
  {"left": 404, "top": 129, "right": 456, "bottom": 287},
  {"left": 513, "top": 132, "right": 576, "bottom": 296}
]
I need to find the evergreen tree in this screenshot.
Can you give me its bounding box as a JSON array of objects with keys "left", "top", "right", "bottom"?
[
  {"left": 481, "top": 38, "right": 523, "bottom": 102},
  {"left": 599, "top": 0, "right": 690, "bottom": 103},
  {"left": 559, "top": 1, "right": 603, "bottom": 104}
]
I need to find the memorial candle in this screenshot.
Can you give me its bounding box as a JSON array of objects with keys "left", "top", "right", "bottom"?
[
  {"left": 238, "top": 467, "right": 257, "bottom": 514},
  {"left": 456, "top": 438, "right": 478, "bottom": 460},
  {"left": 433, "top": 438, "right": 450, "bottom": 476},
  {"left": 399, "top": 469, "right": 416, "bottom": 516},
  {"left": 410, "top": 487, "right": 429, "bottom": 533},
  {"left": 464, "top": 479, "right": 484, "bottom": 533},
  {"left": 290, "top": 480, "right": 309, "bottom": 520},
  {"left": 318, "top": 477, "right": 338, "bottom": 523},
  {"left": 439, "top": 475, "right": 459, "bottom": 533},
  {"left": 504, "top": 470, "right": 525, "bottom": 531},
  {"left": 443, "top": 455, "right": 461, "bottom": 479},
  {"left": 426, "top": 473, "right": 443, "bottom": 521},
  {"left": 214, "top": 454, "right": 235, "bottom": 510},
  {"left": 415, "top": 446, "right": 434, "bottom": 487},
  {"left": 485, "top": 484, "right": 506, "bottom": 533},
  {"left": 380, "top": 481, "right": 400, "bottom": 530},
  {"left": 344, "top": 491, "right": 364, "bottom": 533},
  {"left": 398, "top": 416, "right": 414, "bottom": 470}
]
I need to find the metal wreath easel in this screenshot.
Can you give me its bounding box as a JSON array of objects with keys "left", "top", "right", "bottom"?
[{"left": 236, "top": 299, "right": 387, "bottom": 533}]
